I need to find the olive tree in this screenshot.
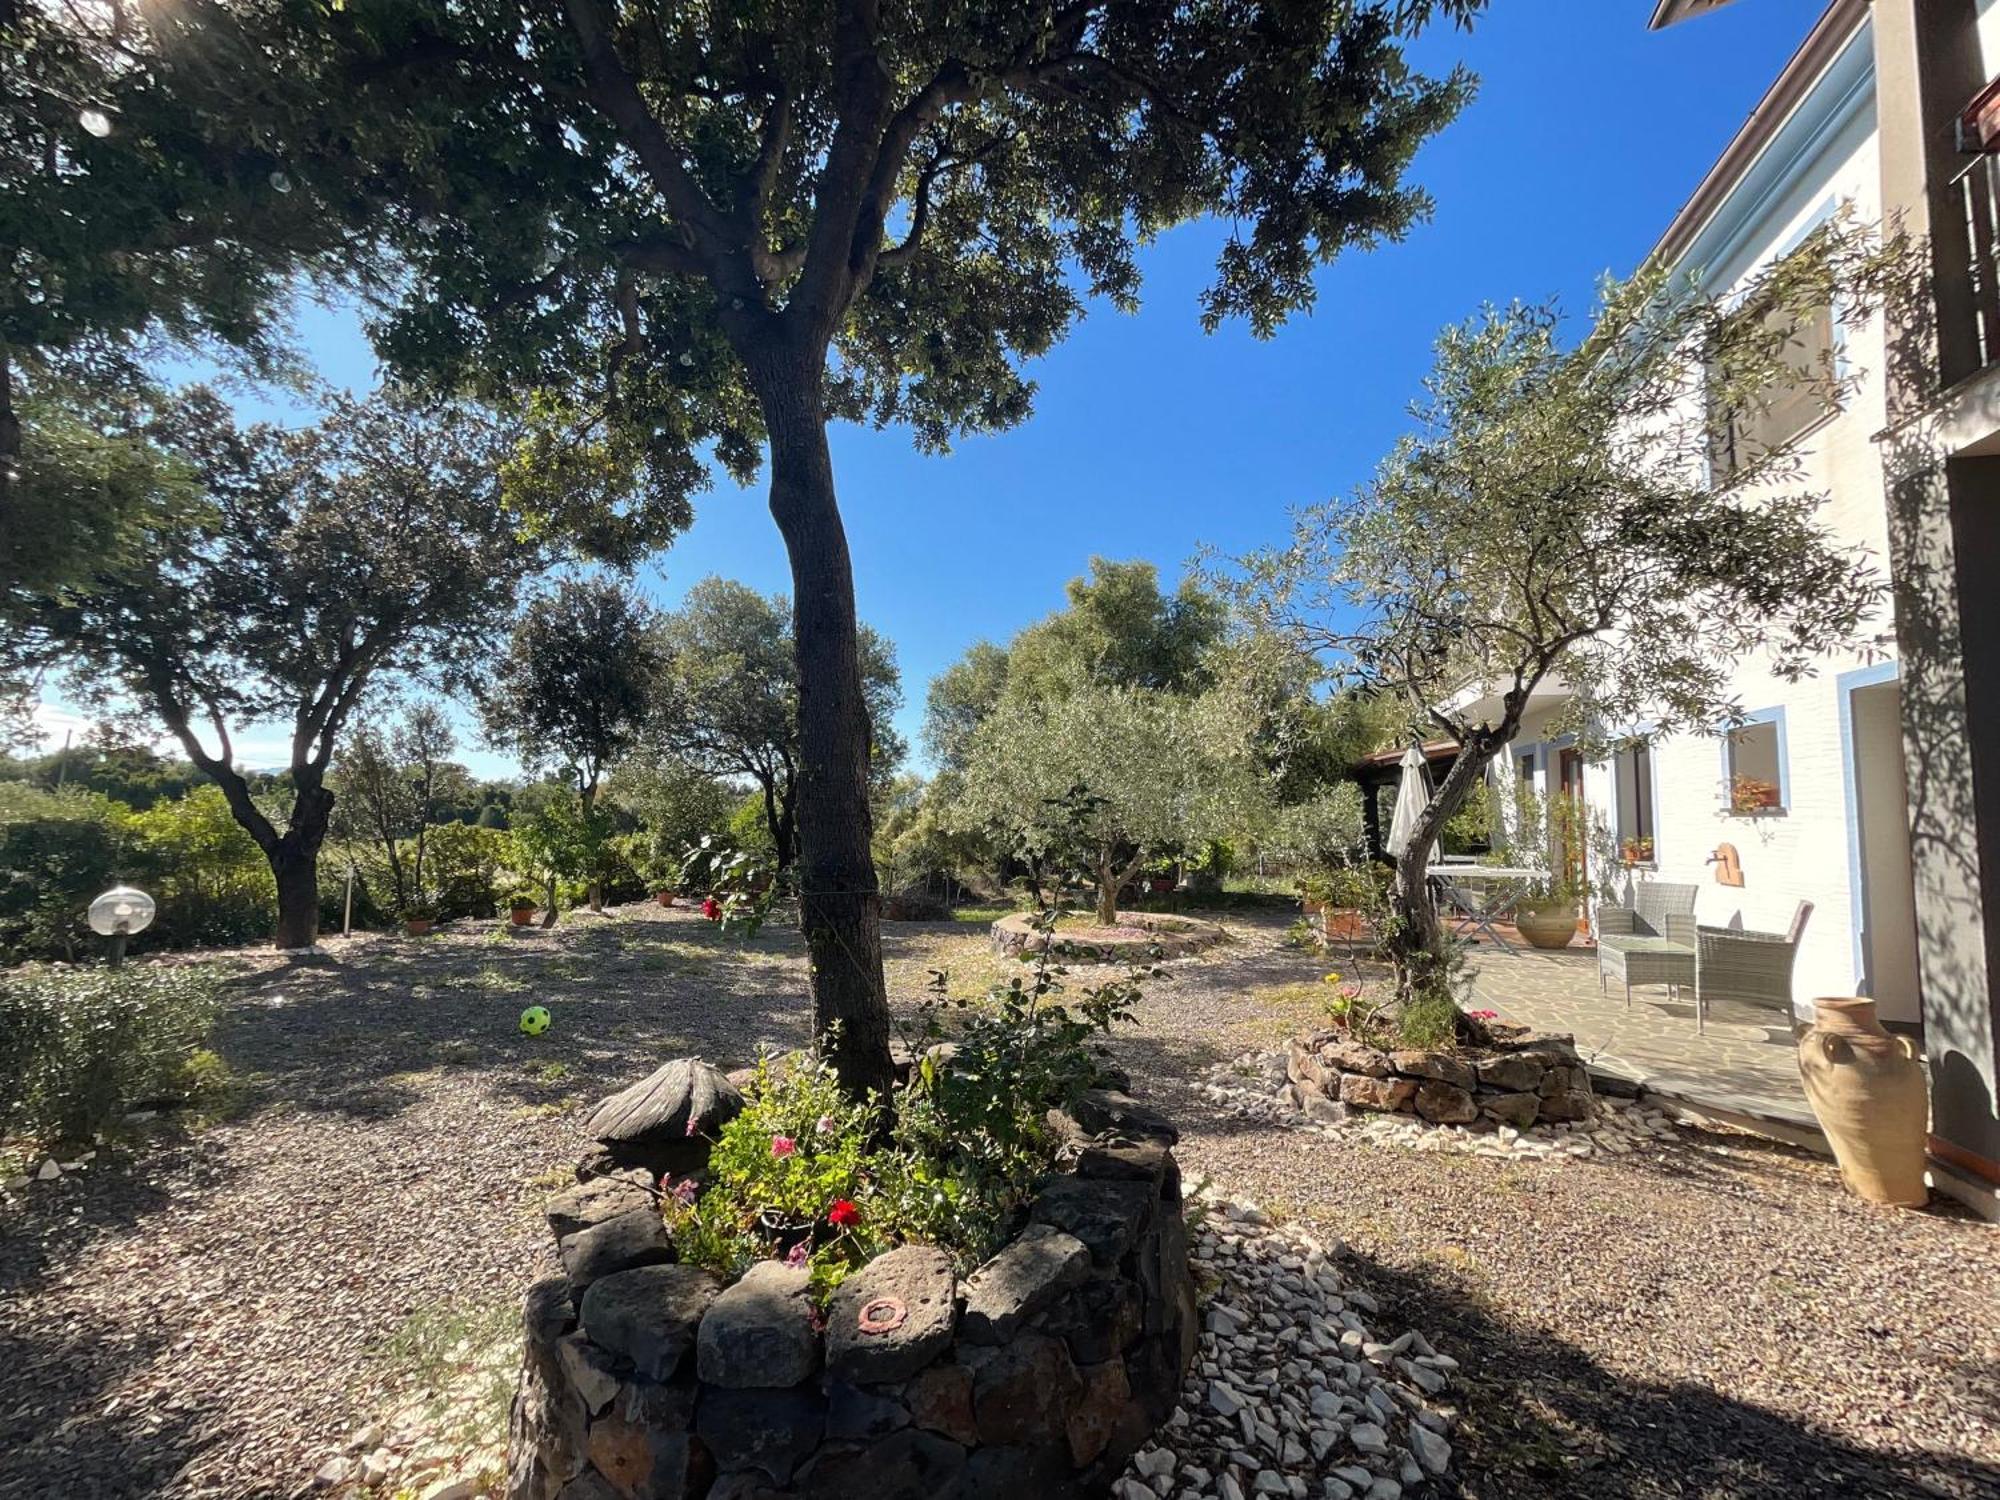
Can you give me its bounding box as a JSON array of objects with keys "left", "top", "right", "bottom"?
[
  {"left": 956, "top": 687, "right": 1267, "bottom": 925},
  {"left": 1226, "top": 219, "right": 1905, "bottom": 992},
  {"left": 242, "top": 0, "right": 1488, "bottom": 1094}
]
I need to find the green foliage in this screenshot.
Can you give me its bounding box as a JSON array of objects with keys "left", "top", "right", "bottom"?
[
  {"left": 1268, "top": 787, "right": 1367, "bottom": 876},
  {"left": 129, "top": 787, "right": 279, "bottom": 948},
  {"left": 954, "top": 685, "right": 1270, "bottom": 921},
  {"left": 648, "top": 577, "right": 905, "bottom": 864},
  {"left": 0, "top": 964, "right": 224, "bottom": 1146},
  {"left": 0, "top": 783, "right": 130, "bottom": 961},
  {"left": 672, "top": 913, "right": 1143, "bottom": 1297},
  {"left": 1395, "top": 989, "right": 1462, "bottom": 1051},
  {"left": 485, "top": 577, "right": 664, "bottom": 808}
]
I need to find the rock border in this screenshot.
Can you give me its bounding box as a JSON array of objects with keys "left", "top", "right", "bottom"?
[
  {"left": 990, "top": 911, "right": 1229, "bottom": 962},
  {"left": 506, "top": 1076, "right": 1197, "bottom": 1500},
  {"left": 1285, "top": 1028, "right": 1594, "bottom": 1132}
]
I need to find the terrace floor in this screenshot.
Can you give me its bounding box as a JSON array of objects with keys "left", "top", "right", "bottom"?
[{"left": 1462, "top": 938, "right": 1818, "bottom": 1132}]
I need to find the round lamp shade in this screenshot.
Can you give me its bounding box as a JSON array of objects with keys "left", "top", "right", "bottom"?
[{"left": 88, "top": 885, "right": 156, "bottom": 937}]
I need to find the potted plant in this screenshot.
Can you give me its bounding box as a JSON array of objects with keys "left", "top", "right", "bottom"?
[
  {"left": 1730, "top": 774, "right": 1781, "bottom": 813},
  {"left": 1501, "top": 787, "right": 1615, "bottom": 950},
  {"left": 400, "top": 898, "right": 440, "bottom": 936},
  {"left": 506, "top": 889, "right": 541, "bottom": 927},
  {"left": 1619, "top": 834, "right": 1655, "bottom": 866}
]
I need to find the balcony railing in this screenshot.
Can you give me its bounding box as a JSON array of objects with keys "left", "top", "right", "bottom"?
[{"left": 1955, "top": 149, "right": 2000, "bottom": 380}]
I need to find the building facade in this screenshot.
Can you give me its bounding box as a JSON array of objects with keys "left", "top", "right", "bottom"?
[{"left": 1522, "top": 0, "right": 2000, "bottom": 1209}]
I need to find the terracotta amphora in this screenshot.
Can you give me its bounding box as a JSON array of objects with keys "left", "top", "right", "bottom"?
[{"left": 1796, "top": 997, "right": 1929, "bottom": 1208}]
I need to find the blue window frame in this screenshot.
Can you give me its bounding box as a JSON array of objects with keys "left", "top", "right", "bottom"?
[{"left": 1719, "top": 707, "right": 1789, "bottom": 814}]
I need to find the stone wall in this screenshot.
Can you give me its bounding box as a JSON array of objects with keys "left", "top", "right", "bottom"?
[
  {"left": 989, "top": 912, "right": 1227, "bottom": 961},
  {"left": 506, "top": 1085, "right": 1196, "bottom": 1500},
  {"left": 1285, "top": 1028, "right": 1594, "bottom": 1131}
]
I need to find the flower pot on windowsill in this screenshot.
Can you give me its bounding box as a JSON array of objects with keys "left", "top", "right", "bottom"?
[
  {"left": 1514, "top": 902, "right": 1578, "bottom": 950},
  {"left": 1620, "top": 837, "right": 1655, "bottom": 867}
]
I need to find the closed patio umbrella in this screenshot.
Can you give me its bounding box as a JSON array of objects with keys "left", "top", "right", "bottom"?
[{"left": 1387, "top": 744, "right": 1433, "bottom": 859}]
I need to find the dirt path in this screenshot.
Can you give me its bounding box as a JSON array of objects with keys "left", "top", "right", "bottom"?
[{"left": 1, "top": 904, "right": 1994, "bottom": 1500}]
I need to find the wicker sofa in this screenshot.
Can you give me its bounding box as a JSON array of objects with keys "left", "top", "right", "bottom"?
[{"left": 1596, "top": 882, "right": 1700, "bottom": 1006}]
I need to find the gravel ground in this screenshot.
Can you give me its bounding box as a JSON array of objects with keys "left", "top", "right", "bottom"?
[{"left": 2, "top": 903, "right": 1996, "bottom": 1500}]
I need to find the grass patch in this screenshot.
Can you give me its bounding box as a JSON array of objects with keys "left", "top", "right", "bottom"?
[
  {"left": 468, "top": 966, "right": 528, "bottom": 995},
  {"left": 371, "top": 1299, "right": 517, "bottom": 1449},
  {"left": 949, "top": 904, "right": 1017, "bottom": 925}
]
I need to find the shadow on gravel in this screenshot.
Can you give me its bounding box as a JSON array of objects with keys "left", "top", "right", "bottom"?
[
  {"left": 1343, "top": 1244, "right": 2000, "bottom": 1500},
  {"left": 0, "top": 1298, "right": 201, "bottom": 1500},
  {"left": 208, "top": 918, "right": 818, "bottom": 1126}
]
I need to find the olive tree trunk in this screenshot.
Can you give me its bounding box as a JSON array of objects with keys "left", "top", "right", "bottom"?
[
  {"left": 1386, "top": 740, "right": 1504, "bottom": 994},
  {"left": 754, "top": 361, "right": 894, "bottom": 1100}
]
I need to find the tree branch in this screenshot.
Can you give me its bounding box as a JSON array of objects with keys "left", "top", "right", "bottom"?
[{"left": 562, "top": 0, "right": 738, "bottom": 275}]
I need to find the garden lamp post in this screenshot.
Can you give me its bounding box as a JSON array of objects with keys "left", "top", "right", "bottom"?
[{"left": 88, "top": 885, "right": 156, "bottom": 967}]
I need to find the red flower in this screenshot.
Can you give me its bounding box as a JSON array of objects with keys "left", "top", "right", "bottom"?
[
  {"left": 701, "top": 896, "right": 722, "bottom": 921},
  {"left": 827, "top": 1199, "right": 861, "bottom": 1228},
  {"left": 770, "top": 1135, "right": 796, "bottom": 1158}
]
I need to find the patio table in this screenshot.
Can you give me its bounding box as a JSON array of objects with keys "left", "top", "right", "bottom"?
[{"left": 1425, "top": 865, "right": 1547, "bottom": 952}]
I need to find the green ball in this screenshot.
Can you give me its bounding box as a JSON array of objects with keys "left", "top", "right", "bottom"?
[{"left": 519, "top": 1005, "right": 552, "bottom": 1037}]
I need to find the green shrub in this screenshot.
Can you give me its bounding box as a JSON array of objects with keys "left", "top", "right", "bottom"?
[
  {"left": 0, "top": 964, "right": 225, "bottom": 1145},
  {"left": 1396, "top": 988, "right": 1461, "bottom": 1051},
  {"left": 128, "top": 787, "right": 276, "bottom": 948},
  {"left": 0, "top": 784, "right": 132, "bottom": 961}
]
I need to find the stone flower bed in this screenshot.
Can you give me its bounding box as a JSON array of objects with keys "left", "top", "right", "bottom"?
[
  {"left": 1284, "top": 1024, "right": 1594, "bottom": 1132},
  {"left": 506, "top": 1062, "right": 1197, "bottom": 1500},
  {"left": 990, "top": 911, "right": 1228, "bottom": 962}
]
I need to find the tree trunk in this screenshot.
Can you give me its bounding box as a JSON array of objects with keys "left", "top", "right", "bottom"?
[
  {"left": 1095, "top": 860, "right": 1119, "bottom": 926},
  {"left": 757, "top": 771, "right": 798, "bottom": 871},
  {"left": 1386, "top": 742, "right": 1500, "bottom": 993},
  {"left": 756, "top": 363, "right": 893, "bottom": 1100},
  {"left": 271, "top": 783, "right": 334, "bottom": 949}
]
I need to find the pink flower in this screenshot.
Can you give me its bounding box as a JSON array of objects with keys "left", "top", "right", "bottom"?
[
  {"left": 1467, "top": 1009, "right": 1498, "bottom": 1021},
  {"left": 815, "top": 1114, "right": 835, "bottom": 1135},
  {"left": 673, "top": 1178, "right": 699, "bottom": 1205},
  {"left": 770, "top": 1135, "right": 796, "bottom": 1158},
  {"left": 785, "top": 1240, "right": 810, "bottom": 1268}
]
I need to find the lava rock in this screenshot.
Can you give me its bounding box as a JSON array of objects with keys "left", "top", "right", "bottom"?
[
  {"left": 1032, "top": 1178, "right": 1154, "bottom": 1265},
  {"left": 545, "top": 1171, "right": 655, "bottom": 1240},
  {"left": 559, "top": 1207, "right": 676, "bottom": 1293},
  {"left": 695, "top": 1386, "right": 825, "bottom": 1483},
  {"left": 579, "top": 1264, "right": 721, "bottom": 1381},
  {"left": 697, "top": 1261, "right": 820, "bottom": 1389},
  {"left": 1412, "top": 1080, "right": 1478, "bottom": 1125},
  {"left": 961, "top": 1224, "right": 1092, "bottom": 1343},
  {"left": 826, "top": 1247, "right": 957, "bottom": 1384}
]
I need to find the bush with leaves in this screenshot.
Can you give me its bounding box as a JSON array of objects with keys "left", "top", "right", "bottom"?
[
  {"left": 0, "top": 964, "right": 224, "bottom": 1146},
  {"left": 666, "top": 905, "right": 1143, "bottom": 1300}
]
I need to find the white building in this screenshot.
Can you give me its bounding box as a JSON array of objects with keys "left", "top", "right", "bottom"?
[{"left": 1510, "top": 0, "right": 2000, "bottom": 1210}]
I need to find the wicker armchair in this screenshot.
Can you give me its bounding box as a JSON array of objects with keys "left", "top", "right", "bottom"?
[
  {"left": 1597, "top": 883, "right": 1700, "bottom": 1007},
  {"left": 1693, "top": 901, "right": 1813, "bottom": 1033}
]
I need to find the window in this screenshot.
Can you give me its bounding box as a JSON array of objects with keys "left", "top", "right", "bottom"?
[
  {"left": 1614, "top": 741, "right": 1656, "bottom": 863},
  {"left": 1707, "top": 291, "right": 1836, "bottom": 482},
  {"left": 1517, "top": 749, "right": 1537, "bottom": 787},
  {"left": 1724, "top": 713, "right": 1788, "bottom": 814}
]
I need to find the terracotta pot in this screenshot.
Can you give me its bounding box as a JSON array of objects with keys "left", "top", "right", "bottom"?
[
  {"left": 1514, "top": 905, "right": 1577, "bottom": 950},
  {"left": 509, "top": 906, "right": 537, "bottom": 927},
  {"left": 404, "top": 917, "right": 435, "bottom": 936},
  {"left": 655, "top": 890, "right": 676, "bottom": 908},
  {"left": 1797, "top": 997, "right": 1929, "bottom": 1207},
  {"left": 1325, "top": 908, "right": 1368, "bottom": 941},
  {"left": 1149, "top": 874, "right": 1176, "bottom": 894}
]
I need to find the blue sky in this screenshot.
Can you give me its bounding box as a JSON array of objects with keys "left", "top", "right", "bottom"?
[{"left": 36, "top": 0, "right": 1823, "bottom": 778}]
